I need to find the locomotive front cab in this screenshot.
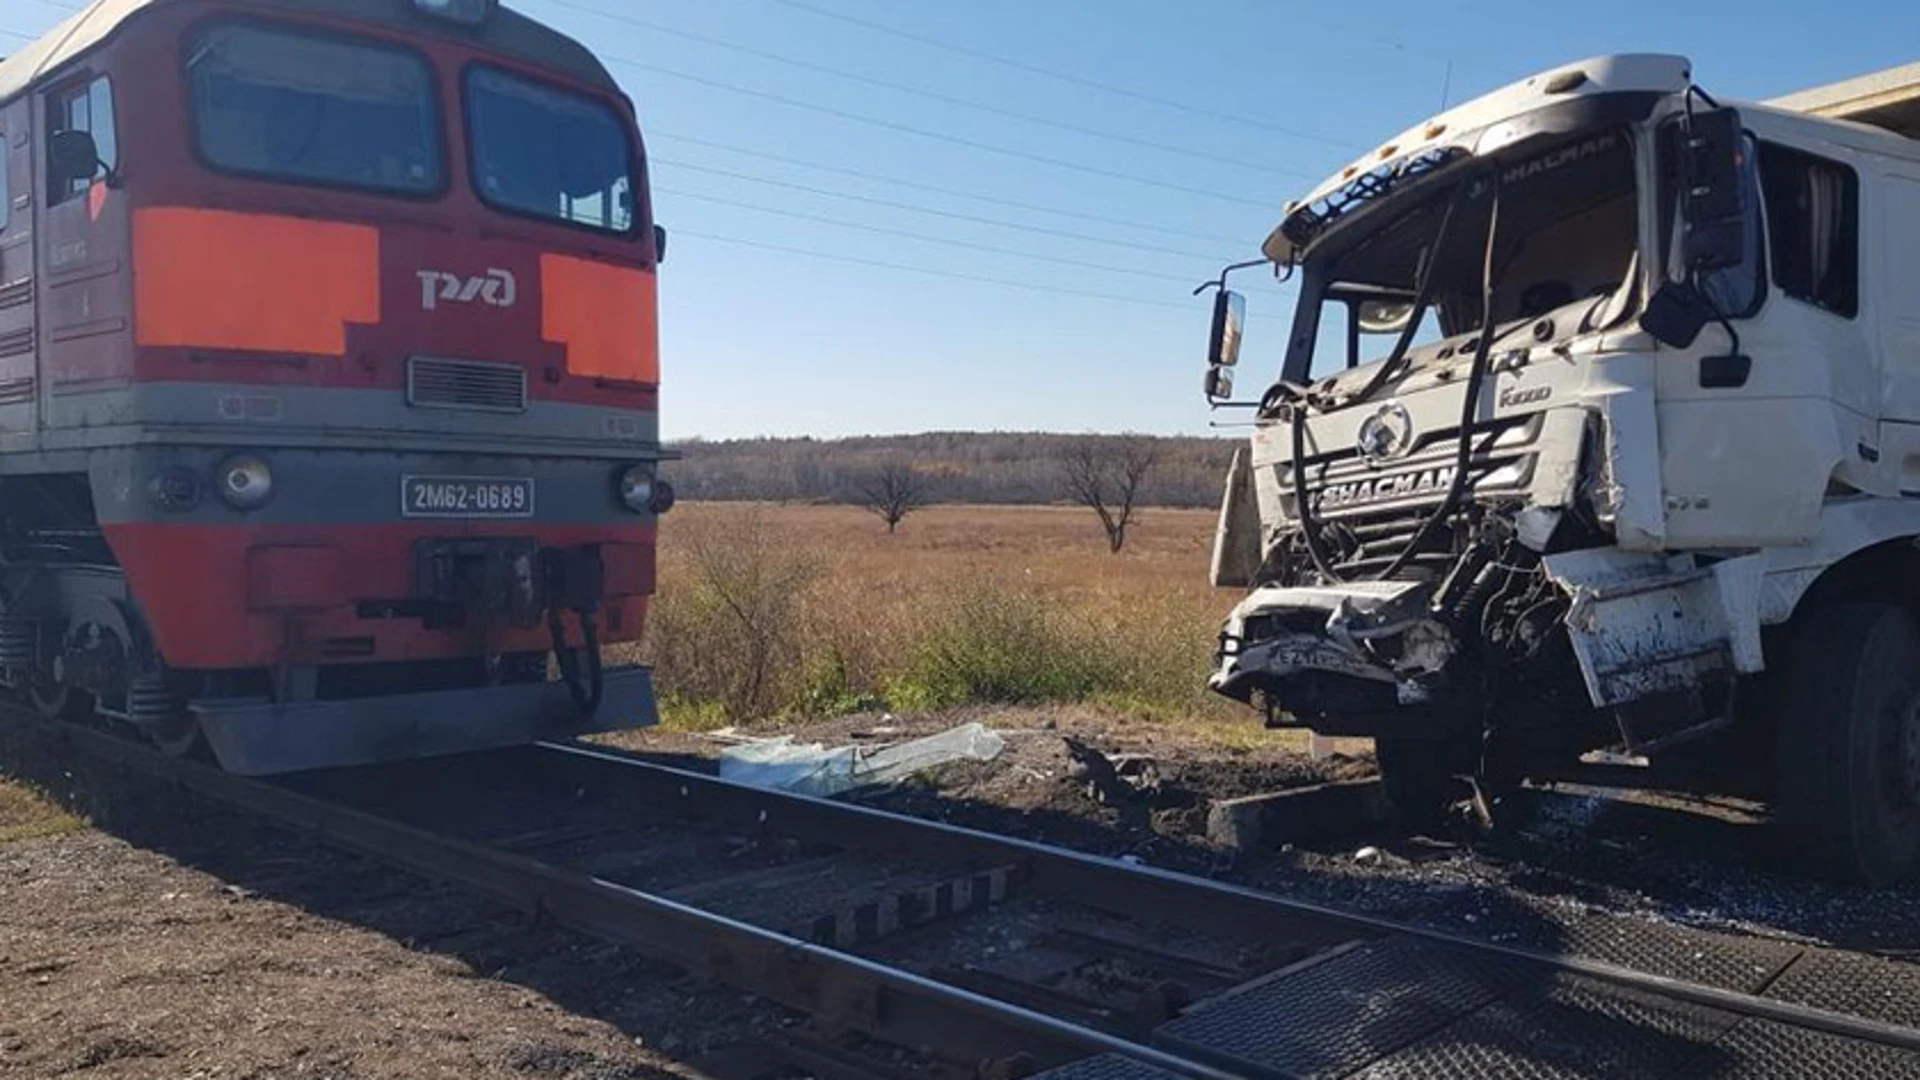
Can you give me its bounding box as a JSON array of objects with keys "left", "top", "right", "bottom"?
[{"left": 0, "top": 0, "right": 669, "bottom": 772}]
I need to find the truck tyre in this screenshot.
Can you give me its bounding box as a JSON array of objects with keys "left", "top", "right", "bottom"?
[
  {"left": 1375, "top": 736, "right": 1470, "bottom": 835},
  {"left": 1777, "top": 603, "right": 1920, "bottom": 885}
]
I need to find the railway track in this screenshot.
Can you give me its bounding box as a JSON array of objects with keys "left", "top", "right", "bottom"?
[{"left": 9, "top": 713, "right": 1920, "bottom": 1079}]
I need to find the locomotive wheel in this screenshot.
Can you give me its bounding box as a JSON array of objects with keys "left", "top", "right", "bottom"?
[
  {"left": 1777, "top": 603, "right": 1920, "bottom": 885},
  {"left": 129, "top": 676, "right": 203, "bottom": 759},
  {"left": 1374, "top": 735, "right": 1473, "bottom": 836},
  {"left": 141, "top": 710, "right": 204, "bottom": 759},
  {"left": 27, "top": 679, "right": 92, "bottom": 722}
]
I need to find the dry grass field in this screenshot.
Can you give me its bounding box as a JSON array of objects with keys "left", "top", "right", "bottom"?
[
  {"left": 630, "top": 501, "right": 1251, "bottom": 732},
  {"left": 0, "top": 779, "right": 81, "bottom": 845}
]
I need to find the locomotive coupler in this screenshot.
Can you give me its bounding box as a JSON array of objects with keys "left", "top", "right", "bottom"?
[{"left": 413, "top": 537, "right": 542, "bottom": 629}]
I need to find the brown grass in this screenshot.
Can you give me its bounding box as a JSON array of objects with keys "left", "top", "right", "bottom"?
[
  {"left": 0, "top": 779, "right": 84, "bottom": 845},
  {"left": 626, "top": 502, "right": 1249, "bottom": 732}
]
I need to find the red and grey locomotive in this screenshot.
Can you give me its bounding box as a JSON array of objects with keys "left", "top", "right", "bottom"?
[{"left": 0, "top": 0, "right": 669, "bottom": 772}]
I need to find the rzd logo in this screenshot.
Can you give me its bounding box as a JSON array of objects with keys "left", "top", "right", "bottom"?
[{"left": 417, "top": 268, "right": 516, "bottom": 311}]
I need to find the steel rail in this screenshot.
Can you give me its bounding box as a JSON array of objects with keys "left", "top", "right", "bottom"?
[
  {"left": 14, "top": 717, "right": 1244, "bottom": 1080},
  {"left": 545, "top": 740, "right": 1920, "bottom": 1055}
]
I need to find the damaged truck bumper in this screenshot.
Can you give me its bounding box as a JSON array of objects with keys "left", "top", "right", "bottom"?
[
  {"left": 1210, "top": 580, "right": 1455, "bottom": 709},
  {"left": 1212, "top": 548, "right": 1767, "bottom": 718}
]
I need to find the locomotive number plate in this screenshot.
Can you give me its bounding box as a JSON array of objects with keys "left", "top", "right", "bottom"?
[{"left": 402, "top": 476, "right": 535, "bottom": 518}]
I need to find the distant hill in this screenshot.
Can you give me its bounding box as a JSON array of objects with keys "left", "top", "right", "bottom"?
[{"left": 663, "top": 432, "right": 1237, "bottom": 508}]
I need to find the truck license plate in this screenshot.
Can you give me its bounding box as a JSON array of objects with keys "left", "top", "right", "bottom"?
[{"left": 401, "top": 476, "right": 534, "bottom": 518}]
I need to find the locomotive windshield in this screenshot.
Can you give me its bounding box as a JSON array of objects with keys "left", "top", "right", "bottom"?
[
  {"left": 466, "top": 67, "right": 635, "bottom": 234},
  {"left": 185, "top": 22, "right": 442, "bottom": 195}
]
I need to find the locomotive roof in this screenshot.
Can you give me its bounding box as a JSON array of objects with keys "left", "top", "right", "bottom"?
[{"left": 0, "top": 0, "right": 621, "bottom": 104}]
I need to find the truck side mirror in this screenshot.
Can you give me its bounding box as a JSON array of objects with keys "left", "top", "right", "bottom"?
[
  {"left": 1208, "top": 289, "right": 1245, "bottom": 368},
  {"left": 48, "top": 129, "right": 102, "bottom": 191},
  {"left": 1639, "top": 280, "right": 1713, "bottom": 349},
  {"left": 1204, "top": 289, "right": 1245, "bottom": 401},
  {"left": 1679, "top": 107, "right": 1747, "bottom": 272},
  {"left": 1204, "top": 365, "right": 1235, "bottom": 399}
]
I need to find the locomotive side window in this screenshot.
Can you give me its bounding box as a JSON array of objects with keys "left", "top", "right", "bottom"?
[
  {"left": 185, "top": 22, "right": 442, "bottom": 196},
  {"left": 47, "top": 76, "right": 117, "bottom": 204},
  {"left": 465, "top": 66, "right": 634, "bottom": 234}
]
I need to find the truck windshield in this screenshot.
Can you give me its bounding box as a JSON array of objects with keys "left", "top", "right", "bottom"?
[
  {"left": 1294, "top": 129, "right": 1640, "bottom": 379},
  {"left": 466, "top": 67, "right": 634, "bottom": 235},
  {"left": 186, "top": 23, "right": 442, "bottom": 196}
]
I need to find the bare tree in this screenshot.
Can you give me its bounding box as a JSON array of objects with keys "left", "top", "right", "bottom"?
[
  {"left": 857, "top": 460, "right": 929, "bottom": 534},
  {"left": 1061, "top": 436, "right": 1159, "bottom": 553}
]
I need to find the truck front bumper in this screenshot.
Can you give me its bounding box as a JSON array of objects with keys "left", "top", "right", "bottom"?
[{"left": 1210, "top": 580, "right": 1450, "bottom": 706}]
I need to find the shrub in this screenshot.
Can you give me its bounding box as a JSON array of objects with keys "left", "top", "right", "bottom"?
[
  {"left": 643, "top": 508, "right": 818, "bottom": 723},
  {"left": 888, "top": 581, "right": 1107, "bottom": 709}
]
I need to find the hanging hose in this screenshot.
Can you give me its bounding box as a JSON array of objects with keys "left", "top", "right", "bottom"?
[
  {"left": 1374, "top": 170, "right": 1505, "bottom": 583},
  {"left": 546, "top": 605, "right": 604, "bottom": 718},
  {"left": 1289, "top": 182, "right": 1471, "bottom": 584}
]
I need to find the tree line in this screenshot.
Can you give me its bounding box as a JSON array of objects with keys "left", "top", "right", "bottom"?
[{"left": 665, "top": 432, "right": 1234, "bottom": 509}]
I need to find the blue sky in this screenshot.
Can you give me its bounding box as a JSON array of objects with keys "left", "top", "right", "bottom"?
[{"left": 1, "top": 0, "right": 1911, "bottom": 439}]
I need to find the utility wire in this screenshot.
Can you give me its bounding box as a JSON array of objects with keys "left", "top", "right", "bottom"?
[
  {"left": 600, "top": 53, "right": 1280, "bottom": 208},
  {"left": 673, "top": 227, "right": 1290, "bottom": 315},
  {"left": 653, "top": 158, "right": 1231, "bottom": 261},
  {"left": 767, "top": 0, "right": 1358, "bottom": 150},
  {"left": 649, "top": 131, "right": 1251, "bottom": 246},
  {"left": 534, "top": 0, "right": 1313, "bottom": 178},
  {"left": 656, "top": 186, "right": 1207, "bottom": 285}
]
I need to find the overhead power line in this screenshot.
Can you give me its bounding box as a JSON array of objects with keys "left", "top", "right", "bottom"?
[
  {"left": 656, "top": 186, "right": 1207, "bottom": 285},
  {"left": 768, "top": 0, "right": 1359, "bottom": 150},
  {"left": 536, "top": 0, "right": 1311, "bottom": 178},
  {"left": 653, "top": 158, "right": 1230, "bottom": 262},
  {"left": 599, "top": 54, "right": 1281, "bottom": 208},
  {"left": 648, "top": 131, "right": 1252, "bottom": 247},
  {"left": 672, "top": 227, "right": 1286, "bottom": 316}
]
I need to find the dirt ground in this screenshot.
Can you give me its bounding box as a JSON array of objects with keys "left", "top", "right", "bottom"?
[
  {"left": 6, "top": 704, "right": 1920, "bottom": 1078},
  {"left": 0, "top": 741, "right": 793, "bottom": 1080},
  {"left": 611, "top": 709, "right": 1920, "bottom": 961}
]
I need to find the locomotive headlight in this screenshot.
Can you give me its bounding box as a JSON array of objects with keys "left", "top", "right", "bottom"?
[
  {"left": 618, "top": 464, "right": 654, "bottom": 513},
  {"left": 217, "top": 454, "right": 274, "bottom": 510},
  {"left": 411, "top": 0, "right": 495, "bottom": 26}
]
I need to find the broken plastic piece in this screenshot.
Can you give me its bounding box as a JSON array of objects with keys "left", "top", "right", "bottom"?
[{"left": 718, "top": 721, "right": 1006, "bottom": 797}]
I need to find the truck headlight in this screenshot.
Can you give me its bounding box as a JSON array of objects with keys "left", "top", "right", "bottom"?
[
  {"left": 412, "top": 0, "right": 495, "bottom": 26},
  {"left": 618, "top": 464, "right": 654, "bottom": 513},
  {"left": 217, "top": 454, "right": 274, "bottom": 510}
]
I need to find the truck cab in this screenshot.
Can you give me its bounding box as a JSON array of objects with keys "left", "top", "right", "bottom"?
[{"left": 1202, "top": 55, "right": 1920, "bottom": 883}]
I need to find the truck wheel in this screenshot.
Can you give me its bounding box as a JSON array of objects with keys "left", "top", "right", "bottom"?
[
  {"left": 1375, "top": 736, "right": 1470, "bottom": 835},
  {"left": 1777, "top": 603, "right": 1920, "bottom": 885}
]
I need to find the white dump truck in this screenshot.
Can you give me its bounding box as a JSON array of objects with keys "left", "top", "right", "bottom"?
[{"left": 1201, "top": 56, "right": 1920, "bottom": 882}]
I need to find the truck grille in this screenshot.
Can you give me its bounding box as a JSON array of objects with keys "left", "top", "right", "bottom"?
[
  {"left": 1279, "top": 413, "right": 1545, "bottom": 576},
  {"left": 406, "top": 357, "right": 527, "bottom": 413}
]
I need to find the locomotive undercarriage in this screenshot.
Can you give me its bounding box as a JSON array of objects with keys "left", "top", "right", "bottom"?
[{"left": 0, "top": 473, "right": 652, "bottom": 774}]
